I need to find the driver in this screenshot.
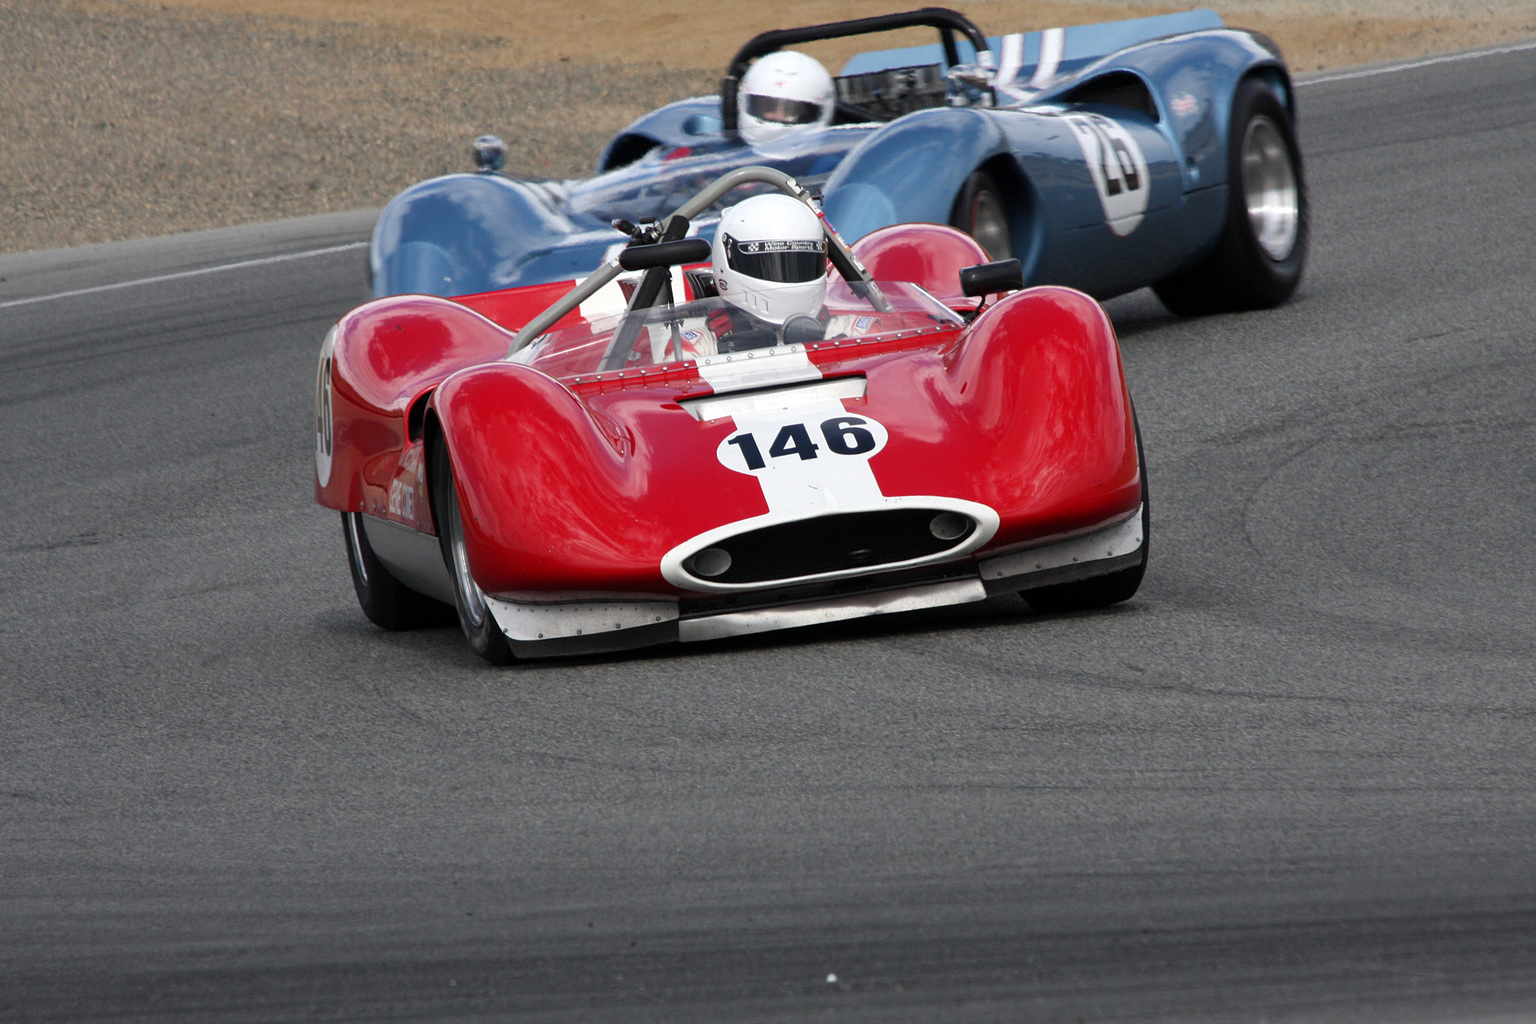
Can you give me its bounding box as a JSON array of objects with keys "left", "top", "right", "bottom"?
[
  {"left": 705, "top": 193, "right": 829, "bottom": 351},
  {"left": 737, "top": 51, "right": 836, "bottom": 148},
  {"left": 658, "top": 193, "right": 884, "bottom": 358}
]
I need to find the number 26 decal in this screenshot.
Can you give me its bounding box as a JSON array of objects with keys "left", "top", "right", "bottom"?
[
  {"left": 719, "top": 415, "right": 888, "bottom": 474},
  {"left": 1063, "top": 112, "right": 1151, "bottom": 237}
]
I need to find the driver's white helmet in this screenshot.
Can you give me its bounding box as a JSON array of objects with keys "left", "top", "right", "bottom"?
[
  {"left": 738, "top": 50, "right": 835, "bottom": 148},
  {"left": 712, "top": 194, "right": 828, "bottom": 325}
]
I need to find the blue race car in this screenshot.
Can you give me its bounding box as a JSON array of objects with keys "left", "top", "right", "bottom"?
[{"left": 372, "top": 6, "right": 1305, "bottom": 315}]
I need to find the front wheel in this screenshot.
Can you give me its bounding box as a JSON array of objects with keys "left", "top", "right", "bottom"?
[
  {"left": 341, "top": 512, "right": 452, "bottom": 630},
  {"left": 428, "top": 433, "right": 514, "bottom": 665},
  {"left": 950, "top": 170, "right": 1012, "bottom": 261},
  {"left": 1154, "top": 76, "right": 1307, "bottom": 315}
]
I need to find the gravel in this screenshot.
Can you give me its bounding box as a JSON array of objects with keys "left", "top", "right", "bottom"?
[{"left": 0, "top": 0, "right": 711, "bottom": 253}]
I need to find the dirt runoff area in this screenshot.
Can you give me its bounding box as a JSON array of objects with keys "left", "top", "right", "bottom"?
[{"left": 2, "top": 0, "right": 1533, "bottom": 253}]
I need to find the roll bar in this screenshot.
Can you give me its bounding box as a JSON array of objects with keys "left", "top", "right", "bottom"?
[
  {"left": 721, "top": 7, "right": 994, "bottom": 132},
  {"left": 508, "top": 166, "right": 886, "bottom": 357}
]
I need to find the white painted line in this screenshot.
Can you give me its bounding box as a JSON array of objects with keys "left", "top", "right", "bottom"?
[
  {"left": 1299, "top": 38, "right": 1536, "bottom": 87},
  {"left": 0, "top": 240, "right": 368, "bottom": 311}
]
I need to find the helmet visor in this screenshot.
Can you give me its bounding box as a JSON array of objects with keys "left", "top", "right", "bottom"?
[
  {"left": 723, "top": 235, "right": 826, "bottom": 283},
  {"left": 745, "top": 94, "right": 824, "bottom": 126}
]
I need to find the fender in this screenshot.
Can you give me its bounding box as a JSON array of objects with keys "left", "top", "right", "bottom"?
[
  {"left": 821, "top": 107, "right": 1010, "bottom": 243},
  {"left": 596, "top": 96, "right": 725, "bottom": 171},
  {"left": 316, "top": 296, "right": 518, "bottom": 511},
  {"left": 850, "top": 223, "right": 990, "bottom": 306},
  {"left": 370, "top": 173, "right": 575, "bottom": 298},
  {"left": 1057, "top": 28, "right": 1291, "bottom": 196},
  {"left": 866, "top": 286, "right": 1140, "bottom": 548},
  {"left": 432, "top": 365, "right": 762, "bottom": 596}
]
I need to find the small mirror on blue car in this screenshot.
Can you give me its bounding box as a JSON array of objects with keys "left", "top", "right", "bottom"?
[{"left": 682, "top": 114, "right": 724, "bottom": 136}]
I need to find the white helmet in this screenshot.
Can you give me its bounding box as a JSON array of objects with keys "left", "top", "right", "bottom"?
[
  {"left": 712, "top": 194, "right": 827, "bottom": 325},
  {"left": 738, "top": 51, "right": 835, "bottom": 148}
]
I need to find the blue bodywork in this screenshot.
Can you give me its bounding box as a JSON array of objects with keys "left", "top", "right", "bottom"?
[{"left": 370, "top": 10, "right": 1292, "bottom": 301}]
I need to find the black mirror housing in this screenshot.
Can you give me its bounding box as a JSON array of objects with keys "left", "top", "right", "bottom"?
[
  {"left": 959, "top": 259, "right": 1024, "bottom": 298},
  {"left": 619, "top": 237, "right": 713, "bottom": 272}
]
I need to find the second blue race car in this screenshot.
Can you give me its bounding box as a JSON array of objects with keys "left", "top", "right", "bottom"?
[{"left": 371, "top": 6, "right": 1306, "bottom": 316}]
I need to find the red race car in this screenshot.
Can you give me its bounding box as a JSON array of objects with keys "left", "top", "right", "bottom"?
[{"left": 315, "top": 167, "right": 1147, "bottom": 663}]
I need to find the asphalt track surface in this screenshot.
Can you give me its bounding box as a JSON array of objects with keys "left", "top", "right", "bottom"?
[{"left": 3, "top": 46, "right": 1535, "bottom": 1024}]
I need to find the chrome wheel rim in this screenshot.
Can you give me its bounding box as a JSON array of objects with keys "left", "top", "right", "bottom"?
[
  {"left": 969, "top": 190, "right": 1012, "bottom": 261},
  {"left": 443, "top": 479, "right": 488, "bottom": 630},
  {"left": 1241, "top": 115, "right": 1299, "bottom": 262}
]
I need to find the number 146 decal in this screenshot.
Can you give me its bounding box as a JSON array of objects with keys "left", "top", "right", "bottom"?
[{"left": 719, "top": 415, "right": 889, "bottom": 474}]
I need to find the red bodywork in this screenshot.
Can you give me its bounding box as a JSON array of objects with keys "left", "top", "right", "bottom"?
[{"left": 315, "top": 225, "right": 1139, "bottom": 603}]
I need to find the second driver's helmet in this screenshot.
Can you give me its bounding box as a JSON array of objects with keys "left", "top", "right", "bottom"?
[
  {"left": 712, "top": 194, "right": 828, "bottom": 325},
  {"left": 738, "top": 51, "right": 835, "bottom": 148}
]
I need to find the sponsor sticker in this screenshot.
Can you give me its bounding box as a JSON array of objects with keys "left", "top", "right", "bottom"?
[{"left": 734, "top": 239, "right": 823, "bottom": 254}]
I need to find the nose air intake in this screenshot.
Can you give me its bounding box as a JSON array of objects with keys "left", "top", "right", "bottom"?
[{"left": 682, "top": 508, "right": 979, "bottom": 585}]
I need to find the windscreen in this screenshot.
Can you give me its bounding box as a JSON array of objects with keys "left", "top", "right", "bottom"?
[{"left": 513, "top": 281, "right": 962, "bottom": 380}]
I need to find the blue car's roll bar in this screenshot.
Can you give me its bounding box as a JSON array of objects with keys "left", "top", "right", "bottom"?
[{"left": 721, "top": 7, "right": 995, "bottom": 132}]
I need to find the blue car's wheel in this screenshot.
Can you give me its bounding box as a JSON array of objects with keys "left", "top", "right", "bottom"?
[
  {"left": 341, "top": 512, "right": 451, "bottom": 630},
  {"left": 428, "top": 433, "right": 515, "bottom": 665},
  {"left": 950, "top": 170, "right": 1012, "bottom": 261},
  {"left": 1154, "top": 76, "right": 1307, "bottom": 315}
]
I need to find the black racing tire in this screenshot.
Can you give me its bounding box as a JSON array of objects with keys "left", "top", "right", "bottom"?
[
  {"left": 1153, "top": 76, "right": 1308, "bottom": 316},
  {"left": 428, "top": 432, "right": 515, "bottom": 665},
  {"left": 949, "top": 169, "right": 1013, "bottom": 261},
  {"left": 1020, "top": 417, "right": 1149, "bottom": 614},
  {"left": 341, "top": 512, "right": 451, "bottom": 630}
]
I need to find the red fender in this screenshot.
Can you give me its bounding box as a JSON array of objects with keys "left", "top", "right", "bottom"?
[
  {"left": 865, "top": 286, "right": 1140, "bottom": 547},
  {"left": 317, "top": 295, "right": 515, "bottom": 511},
  {"left": 851, "top": 223, "right": 991, "bottom": 307},
  {"left": 433, "top": 364, "right": 769, "bottom": 595}
]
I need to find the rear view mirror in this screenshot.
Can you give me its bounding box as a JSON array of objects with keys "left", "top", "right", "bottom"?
[
  {"left": 619, "top": 237, "right": 712, "bottom": 272},
  {"left": 959, "top": 258, "right": 1024, "bottom": 298}
]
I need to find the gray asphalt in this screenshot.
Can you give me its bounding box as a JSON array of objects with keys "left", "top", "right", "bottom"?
[{"left": 2, "top": 48, "right": 1534, "bottom": 1023}]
